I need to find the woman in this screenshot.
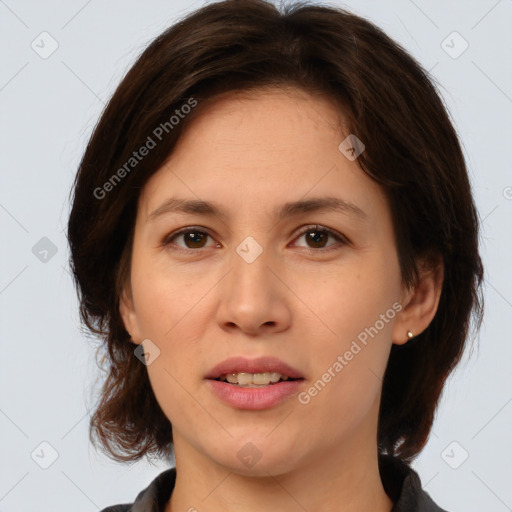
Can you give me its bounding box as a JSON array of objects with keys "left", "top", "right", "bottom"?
[{"left": 67, "top": 1, "right": 484, "bottom": 511}]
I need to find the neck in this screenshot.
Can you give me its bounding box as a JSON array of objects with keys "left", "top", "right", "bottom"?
[{"left": 165, "top": 436, "right": 394, "bottom": 512}]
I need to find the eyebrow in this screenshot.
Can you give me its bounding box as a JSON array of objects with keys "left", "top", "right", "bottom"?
[{"left": 148, "top": 196, "right": 367, "bottom": 222}]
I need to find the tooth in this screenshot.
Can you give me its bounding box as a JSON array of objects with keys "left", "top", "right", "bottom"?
[
  {"left": 220, "top": 372, "right": 291, "bottom": 385},
  {"left": 237, "top": 372, "right": 253, "bottom": 385},
  {"left": 226, "top": 373, "right": 238, "bottom": 384},
  {"left": 252, "top": 372, "right": 271, "bottom": 385}
]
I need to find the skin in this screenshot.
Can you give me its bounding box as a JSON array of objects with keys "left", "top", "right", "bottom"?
[{"left": 120, "top": 86, "right": 443, "bottom": 512}]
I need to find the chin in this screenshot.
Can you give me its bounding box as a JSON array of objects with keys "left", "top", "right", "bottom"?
[{"left": 208, "top": 437, "right": 303, "bottom": 477}]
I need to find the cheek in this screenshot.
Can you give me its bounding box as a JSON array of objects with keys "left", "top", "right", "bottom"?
[
  {"left": 297, "top": 301, "right": 394, "bottom": 441},
  {"left": 130, "top": 246, "right": 207, "bottom": 340},
  {"left": 129, "top": 264, "right": 210, "bottom": 428},
  {"left": 129, "top": 252, "right": 216, "bottom": 384},
  {"left": 295, "top": 249, "right": 401, "bottom": 349},
  {"left": 295, "top": 251, "right": 400, "bottom": 411}
]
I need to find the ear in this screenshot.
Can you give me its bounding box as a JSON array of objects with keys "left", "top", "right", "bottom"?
[
  {"left": 119, "top": 280, "right": 143, "bottom": 345},
  {"left": 392, "top": 254, "right": 444, "bottom": 345}
]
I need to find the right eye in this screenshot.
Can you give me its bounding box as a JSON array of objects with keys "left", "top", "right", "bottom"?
[{"left": 162, "top": 227, "right": 219, "bottom": 251}]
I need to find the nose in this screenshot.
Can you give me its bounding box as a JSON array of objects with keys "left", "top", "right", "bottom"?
[{"left": 215, "top": 241, "right": 292, "bottom": 336}]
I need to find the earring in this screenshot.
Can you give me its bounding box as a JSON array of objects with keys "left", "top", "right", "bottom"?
[{"left": 407, "top": 330, "right": 414, "bottom": 339}]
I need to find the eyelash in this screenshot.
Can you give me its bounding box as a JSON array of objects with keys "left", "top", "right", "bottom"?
[{"left": 162, "top": 225, "right": 349, "bottom": 254}]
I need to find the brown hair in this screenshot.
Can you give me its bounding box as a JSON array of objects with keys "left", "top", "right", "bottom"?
[{"left": 67, "top": 0, "right": 484, "bottom": 465}]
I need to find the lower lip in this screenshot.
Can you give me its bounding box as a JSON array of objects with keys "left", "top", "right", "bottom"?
[{"left": 206, "top": 379, "right": 304, "bottom": 410}]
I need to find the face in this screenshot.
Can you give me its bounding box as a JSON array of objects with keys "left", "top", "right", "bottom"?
[{"left": 120, "top": 86, "right": 420, "bottom": 476}]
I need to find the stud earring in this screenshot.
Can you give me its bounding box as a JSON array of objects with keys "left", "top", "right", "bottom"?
[{"left": 407, "top": 330, "right": 414, "bottom": 339}]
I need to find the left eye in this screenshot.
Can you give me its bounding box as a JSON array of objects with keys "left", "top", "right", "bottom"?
[
  {"left": 292, "top": 225, "right": 346, "bottom": 251},
  {"left": 163, "top": 225, "right": 346, "bottom": 251}
]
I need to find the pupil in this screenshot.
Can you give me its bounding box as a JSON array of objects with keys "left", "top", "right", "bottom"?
[
  {"left": 307, "top": 230, "right": 326, "bottom": 248},
  {"left": 186, "top": 232, "right": 205, "bottom": 248}
]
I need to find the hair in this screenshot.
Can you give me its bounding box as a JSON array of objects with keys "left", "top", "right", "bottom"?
[{"left": 67, "top": 0, "right": 484, "bottom": 465}]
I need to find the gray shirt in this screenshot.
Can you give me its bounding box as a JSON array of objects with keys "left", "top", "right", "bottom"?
[{"left": 100, "top": 455, "right": 449, "bottom": 512}]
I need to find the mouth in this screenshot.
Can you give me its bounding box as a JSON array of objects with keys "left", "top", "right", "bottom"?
[
  {"left": 212, "top": 372, "right": 303, "bottom": 387},
  {"left": 206, "top": 356, "right": 305, "bottom": 409},
  {"left": 206, "top": 356, "right": 305, "bottom": 386}
]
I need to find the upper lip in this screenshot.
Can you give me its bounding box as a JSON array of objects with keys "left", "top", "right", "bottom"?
[{"left": 206, "top": 356, "right": 304, "bottom": 379}]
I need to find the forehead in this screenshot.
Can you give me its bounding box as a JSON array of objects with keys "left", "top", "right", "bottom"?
[
  {"left": 185, "top": 85, "right": 348, "bottom": 143},
  {"left": 138, "top": 86, "right": 388, "bottom": 225}
]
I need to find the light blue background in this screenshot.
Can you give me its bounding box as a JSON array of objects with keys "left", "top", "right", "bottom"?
[{"left": 1, "top": 1, "right": 511, "bottom": 511}]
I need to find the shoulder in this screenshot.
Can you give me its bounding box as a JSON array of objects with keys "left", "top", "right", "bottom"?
[
  {"left": 98, "top": 467, "right": 177, "bottom": 512},
  {"left": 379, "top": 454, "right": 450, "bottom": 512}
]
